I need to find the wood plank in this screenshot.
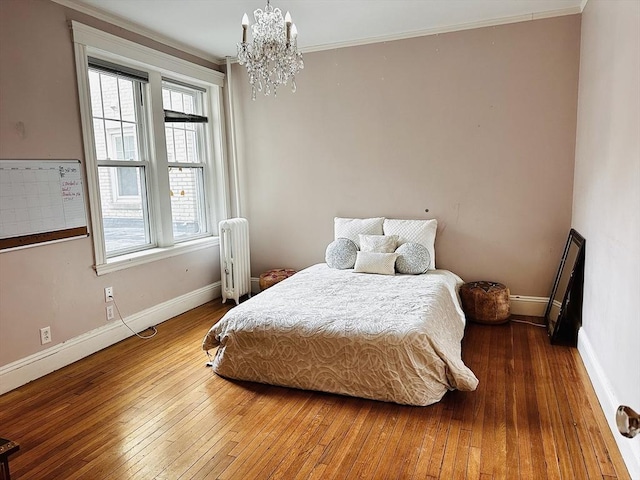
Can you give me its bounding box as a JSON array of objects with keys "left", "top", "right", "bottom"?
[
  {"left": 478, "top": 324, "right": 499, "bottom": 477},
  {"left": 499, "top": 322, "right": 514, "bottom": 480},
  {"left": 573, "top": 350, "right": 631, "bottom": 479},
  {"left": 547, "top": 342, "right": 592, "bottom": 478},
  {"left": 315, "top": 400, "right": 373, "bottom": 478},
  {"left": 245, "top": 395, "right": 332, "bottom": 478},
  {"left": 389, "top": 405, "right": 428, "bottom": 478},
  {"left": 369, "top": 404, "right": 413, "bottom": 479},
  {"left": 512, "top": 323, "right": 539, "bottom": 479},
  {"left": 274, "top": 400, "right": 339, "bottom": 479},
  {"left": 294, "top": 444, "right": 327, "bottom": 480},
  {"left": 452, "top": 428, "right": 471, "bottom": 479},
  {"left": 406, "top": 402, "right": 444, "bottom": 477},
  {"left": 527, "top": 323, "right": 563, "bottom": 480},
  {"left": 467, "top": 445, "right": 482, "bottom": 480},
  {"left": 425, "top": 402, "right": 454, "bottom": 477},
  {"left": 561, "top": 346, "right": 611, "bottom": 478},
  {"left": 219, "top": 389, "right": 315, "bottom": 479},
  {"left": 339, "top": 401, "right": 398, "bottom": 479}
]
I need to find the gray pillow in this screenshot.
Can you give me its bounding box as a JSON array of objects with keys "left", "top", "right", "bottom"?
[
  {"left": 325, "top": 238, "right": 358, "bottom": 269},
  {"left": 395, "top": 242, "right": 431, "bottom": 274}
]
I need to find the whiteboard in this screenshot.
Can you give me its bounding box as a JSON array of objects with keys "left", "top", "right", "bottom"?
[{"left": 0, "top": 160, "right": 88, "bottom": 250}]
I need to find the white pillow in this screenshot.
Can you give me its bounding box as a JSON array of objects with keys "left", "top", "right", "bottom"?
[
  {"left": 334, "top": 217, "right": 384, "bottom": 248},
  {"left": 353, "top": 251, "right": 398, "bottom": 275},
  {"left": 359, "top": 234, "right": 398, "bottom": 253},
  {"left": 383, "top": 219, "right": 437, "bottom": 270}
]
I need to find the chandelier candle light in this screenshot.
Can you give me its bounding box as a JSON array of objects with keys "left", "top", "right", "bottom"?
[{"left": 238, "top": 0, "right": 304, "bottom": 99}]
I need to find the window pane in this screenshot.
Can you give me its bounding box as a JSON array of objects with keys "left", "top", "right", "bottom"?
[
  {"left": 172, "top": 128, "right": 187, "bottom": 162},
  {"left": 186, "top": 129, "right": 197, "bottom": 161},
  {"left": 165, "top": 124, "right": 202, "bottom": 163},
  {"left": 88, "top": 70, "right": 103, "bottom": 118},
  {"left": 116, "top": 167, "right": 139, "bottom": 196},
  {"left": 104, "top": 119, "right": 123, "bottom": 160},
  {"left": 165, "top": 127, "right": 175, "bottom": 162},
  {"left": 100, "top": 74, "right": 121, "bottom": 121},
  {"left": 170, "top": 90, "right": 185, "bottom": 112},
  {"left": 162, "top": 89, "right": 171, "bottom": 110},
  {"left": 99, "top": 166, "right": 150, "bottom": 254},
  {"left": 118, "top": 78, "right": 136, "bottom": 123},
  {"left": 183, "top": 95, "right": 194, "bottom": 114},
  {"left": 169, "top": 167, "right": 205, "bottom": 241},
  {"left": 111, "top": 129, "right": 138, "bottom": 161},
  {"left": 93, "top": 119, "right": 107, "bottom": 159}
]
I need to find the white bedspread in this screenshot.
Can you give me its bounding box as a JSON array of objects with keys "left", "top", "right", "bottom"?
[{"left": 202, "top": 264, "right": 478, "bottom": 406}]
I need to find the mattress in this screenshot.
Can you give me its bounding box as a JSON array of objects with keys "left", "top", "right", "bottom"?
[{"left": 202, "top": 263, "right": 478, "bottom": 406}]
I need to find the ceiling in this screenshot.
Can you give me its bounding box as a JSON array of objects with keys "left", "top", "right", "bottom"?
[{"left": 57, "top": 0, "right": 584, "bottom": 64}]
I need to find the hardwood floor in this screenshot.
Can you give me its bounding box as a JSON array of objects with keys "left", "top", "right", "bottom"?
[{"left": 0, "top": 301, "right": 629, "bottom": 479}]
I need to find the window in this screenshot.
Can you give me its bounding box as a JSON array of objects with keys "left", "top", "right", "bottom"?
[
  {"left": 89, "top": 65, "right": 150, "bottom": 255},
  {"left": 72, "top": 22, "right": 227, "bottom": 274},
  {"left": 162, "top": 81, "right": 207, "bottom": 241}
]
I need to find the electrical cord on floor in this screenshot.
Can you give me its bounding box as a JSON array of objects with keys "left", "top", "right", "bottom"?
[
  {"left": 113, "top": 297, "right": 158, "bottom": 339},
  {"left": 511, "top": 319, "right": 546, "bottom": 328},
  {"left": 205, "top": 351, "right": 214, "bottom": 367}
]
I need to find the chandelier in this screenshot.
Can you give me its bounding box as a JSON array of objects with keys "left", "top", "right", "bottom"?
[{"left": 237, "top": 0, "right": 304, "bottom": 100}]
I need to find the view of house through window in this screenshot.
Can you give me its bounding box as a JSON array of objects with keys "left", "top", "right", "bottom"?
[
  {"left": 87, "top": 63, "right": 213, "bottom": 258},
  {"left": 163, "top": 81, "right": 207, "bottom": 241},
  {"left": 89, "top": 67, "right": 150, "bottom": 255}
]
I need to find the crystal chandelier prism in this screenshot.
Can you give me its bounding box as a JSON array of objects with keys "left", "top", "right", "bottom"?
[{"left": 237, "top": 0, "right": 304, "bottom": 100}]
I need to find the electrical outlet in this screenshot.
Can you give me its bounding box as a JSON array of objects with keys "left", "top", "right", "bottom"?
[
  {"left": 40, "top": 326, "right": 51, "bottom": 345},
  {"left": 106, "top": 305, "right": 115, "bottom": 321},
  {"left": 105, "top": 286, "right": 113, "bottom": 302}
]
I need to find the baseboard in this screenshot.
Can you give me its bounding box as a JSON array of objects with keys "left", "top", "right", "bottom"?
[
  {"left": 578, "top": 329, "right": 640, "bottom": 479},
  {"left": 509, "top": 295, "right": 547, "bottom": 317},
  {"left": 251, "top": 276, "right": 260, "bottom": 294},
  {"left": 0, "top": 281, "right": 221, "bottom": 395}
]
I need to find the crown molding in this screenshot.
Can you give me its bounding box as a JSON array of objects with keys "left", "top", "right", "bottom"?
[
  {"left": 51, "top": 0, "right": 223, "bottom": 65},
  {"left": 300, "top": 6, "right": 582, "bottom": 56},
  {"left": 227, "top": 5, "right": 582, "bottom": 64},
  {"left": 53, "top": 0, "right": 581, "bottom": 66}
]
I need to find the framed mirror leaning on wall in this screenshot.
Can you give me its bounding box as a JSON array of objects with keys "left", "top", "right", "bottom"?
[{"left": 545, "top": 228, "right": 586, "bottom": 346}]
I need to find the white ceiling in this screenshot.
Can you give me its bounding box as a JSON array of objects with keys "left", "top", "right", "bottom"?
[{"left": 57, "top": 0, "right": 584, "bottom": 64}]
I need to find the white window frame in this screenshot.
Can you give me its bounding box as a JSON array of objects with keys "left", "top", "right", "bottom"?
[{"left": 72, "top": 22, "right": 228, "bottom": 275}]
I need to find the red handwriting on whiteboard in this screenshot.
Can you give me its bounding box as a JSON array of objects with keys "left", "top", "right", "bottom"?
[{"left": 62, "top": 180, "right": 82, "bottom": 201}]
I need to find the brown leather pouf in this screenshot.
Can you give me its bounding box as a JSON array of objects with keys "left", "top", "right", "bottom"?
[
  {"left": 259, "top": 268, "right": 296, "bottom": 291},
  {"left": 459, "top": 281, "right": 511, "bottom": 324}
]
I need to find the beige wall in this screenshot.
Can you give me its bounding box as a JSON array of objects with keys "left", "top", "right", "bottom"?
[
  {"left": 573, "top": 0, "right": 639, "bottom": 474},
  {"left": 231, "top": 15, "right": 581, "bottom": 297},
  {"left": 0, "top": 1, "right": 582, "bottom": 373},
  {"left": 0, "top": 0, "right": 221, "bottom": 366}
]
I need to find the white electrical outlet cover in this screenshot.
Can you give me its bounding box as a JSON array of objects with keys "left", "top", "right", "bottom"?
[{"left": 40, "top": 327, "right": 51, "bottom": 344}]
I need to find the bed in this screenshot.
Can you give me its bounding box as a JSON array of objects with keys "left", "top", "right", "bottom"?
[{"left": 202, "top": 263, "right": 479, "bottom": 406}]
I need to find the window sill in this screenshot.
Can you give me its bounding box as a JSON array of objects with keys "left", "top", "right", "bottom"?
[{"left": 94, "top": 236, "right": 219, "bottom": 276}]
